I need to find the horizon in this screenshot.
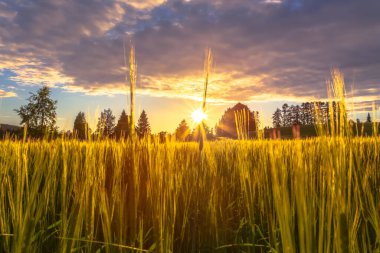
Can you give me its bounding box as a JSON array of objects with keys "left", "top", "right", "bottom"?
[{"left": 1, "top": 0, "right": 380, "bottom": 132}]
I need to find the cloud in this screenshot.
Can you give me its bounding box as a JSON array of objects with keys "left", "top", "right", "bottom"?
[
  {"left": 263, "top": 0, "right": 283, "bottom": 4},
  {"left": 0, "top": 49, "right": 74, "bottom": 87},
  {"left": 0, "top": 0, "right": 380, "bottom": 106},
  {"left": 120, "top": 0, "right": 167, "bottom": 10},
  {"left": 0, "top": 89, "right": 17, "bottom": 98},
  {"left": 0, "top": 2, "right": 16, "bottom": 21}
]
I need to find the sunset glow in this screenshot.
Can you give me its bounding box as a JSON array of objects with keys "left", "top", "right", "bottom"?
[
  {"left": 192, "top": 108, "right": 207, "bottom": 124},
  {"left": 0, "top": 0, "right": 379, "bottom": 131},
  {"left": 1, "top": 1, "right": 380, "bottom": 252}
]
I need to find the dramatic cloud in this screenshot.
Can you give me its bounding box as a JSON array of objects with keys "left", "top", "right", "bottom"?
[{"left": 0, "top": 0, "right": 380, "bottom": 105}]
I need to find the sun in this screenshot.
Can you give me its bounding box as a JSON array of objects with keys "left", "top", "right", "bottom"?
[{"left": 192, "top": 108, "right": 207, "bottom": 124}]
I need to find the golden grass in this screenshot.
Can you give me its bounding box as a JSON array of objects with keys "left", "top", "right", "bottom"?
[
  {"left": 1, "top": 136, "right": 380, "bottom": 252},
  {"left": 125, "top": 43, "right": 137, "bottom": 137}
]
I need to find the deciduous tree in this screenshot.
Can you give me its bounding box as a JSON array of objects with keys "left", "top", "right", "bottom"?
[
  {"left": 216, "top": 103, "right": 258, "bottom": 139},
  {"left": 96, "top": 108, "right": 115, "bottom": 137},
  {"left": 15, "top": 86, "right": 57, "bottom": 137},
  {"left": 73, "top": 112, "right": 90, "bottom": 140},
  {"left": 175, "top": 119, "right": 190, "bottom": 141}
]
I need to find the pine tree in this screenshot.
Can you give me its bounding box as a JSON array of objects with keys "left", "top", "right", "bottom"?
[
  {"left": 304, "top": 102, "right": 313, "bottom": 125},
  {"left": 321, "top": 102, "right": 329, "bottom": 124},
  {"left": 272, "top": 108, "right": 282, "bottom": 128},
  {"left": 175, "top": 119, "right": 190, "bottom": 141},
  {"left": 115, "top": 110, "right": 130, "bottom": 139},
  {"left": 73, "top": 112, "right": 89, "bottom": 140},
  {"left": 293, "top": 105, "right": 301, "bottom": 125},
  {"left": 15, "top": 86, "right": 57, "bottom": 137},
  {"left": 96, "top": 108, "right": 115, "bottom": 137},
  {"left": 282, "top": 103, "right": 290, "bottom": 127},
  {"left": 367, "top": 113, "right": 372, "bottom": 123},
  {"left": 313, "top": 102, "right": 325, "bottom": 124},
  {"left": 136, "top": 110, "right": 151, "bottom": 138},
  {"left": 300, "top": 103, "right": 306, "bottom": 125}
]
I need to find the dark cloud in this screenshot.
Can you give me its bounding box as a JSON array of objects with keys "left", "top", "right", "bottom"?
[{"left": 0, "top": 0, "right": 379, "bottom": 103}]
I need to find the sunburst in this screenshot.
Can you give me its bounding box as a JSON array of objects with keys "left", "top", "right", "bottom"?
[{"left": 192, "top": 108, "right": 207, "bottom": 124}]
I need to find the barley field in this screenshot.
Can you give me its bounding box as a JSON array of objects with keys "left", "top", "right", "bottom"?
[{"left": 0, "top": 136, "right": 379, "bottom": 253}]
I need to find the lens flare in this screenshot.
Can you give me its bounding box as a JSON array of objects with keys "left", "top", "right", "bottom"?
[{"left": 192, "top": 108, "right": 207, "bottom": 124}]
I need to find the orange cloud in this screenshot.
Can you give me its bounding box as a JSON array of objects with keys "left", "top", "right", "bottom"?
[
  {"left": 120, "top": 0, "right": 166, "bottom": 9},
  {"left": 0, "top": 89, "right": 17, "bottom": 98},
  {"left": 1, "top": 0, "right": 379, "bottom": 111},
  {"left": 0, "top": 49, "right": 74, "bottom": 87}
]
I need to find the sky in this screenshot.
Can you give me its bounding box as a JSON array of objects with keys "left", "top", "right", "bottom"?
[{"left": 0, "top": 0, "right": 380, "bottom": 133}]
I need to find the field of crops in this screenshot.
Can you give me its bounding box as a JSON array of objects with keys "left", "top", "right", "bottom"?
[{"left": 0, "top": 137, "right": 380, "bottom": 253}]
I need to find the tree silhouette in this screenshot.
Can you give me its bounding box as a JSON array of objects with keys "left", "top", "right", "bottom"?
[
  {"left": 158, "top": 131, "right": 168, "bottom": 143},
  {"left": 73, "top": 112, "right": 90, "bottom": 140},
  {"left": 272, "top": 108, "right": 282, "bottom": 128},
  {"left": 274, "top": 101, "right": 349, "bottom": 128},
  {"left": 205, "top": 125, "right": 215, "bottom": 140},
  {"left": 281, "top": 103, "right": 290, "bottom": 127},
  {"left": 175, "top": 119, "right": 190, "bottom": 141},
  {"left": 190, "top": 123, "right": 214, "bottom": 141},
  {"left": 96, "top": 108, "right": 115, "bottom": 137},
  {"left": 216, "top": 103, "right": 258, "bottom": 139},
  {"left": 367, "top": 113, "right": 372, "bottom": 123},
  {"left": 115, "top": 110, "right": 130, "bottom": 139},
  {"left": 15, "top": 86, "right": 57, "bottom": 137},
  {"left": 136, "top": 110, "right": 151, "bottom": 138},
  {"left": 292, "top": 105, "right": 301, "bottom": 125}
]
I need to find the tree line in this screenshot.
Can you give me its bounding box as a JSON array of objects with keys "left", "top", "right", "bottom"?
[
  {"left": 6, "top": 86, "right": 261, "bottom": 141},
  {"left": 272, "top": 101, "right": 374, "bottom": 128},
  {"left": 73, "top": 109, "right": 151, "bottom": 140},
  {"left": 8, "top": 86, "right": 377, "bottom": 140},
  {"left": 272, "top": 101, "right": 345, "bottom": 128},
  {"left": 9, "top": 86, "right": 151, "bottom": 139}
]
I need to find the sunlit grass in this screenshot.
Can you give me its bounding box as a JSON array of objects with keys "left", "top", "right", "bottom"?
[{"left": 0, "top": 136, "right": 379, "bottom": 252}]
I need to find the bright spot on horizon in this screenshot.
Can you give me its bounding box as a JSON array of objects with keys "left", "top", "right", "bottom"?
[{"left": 192, "top": 108, "right": 207, "bottom": 124}]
